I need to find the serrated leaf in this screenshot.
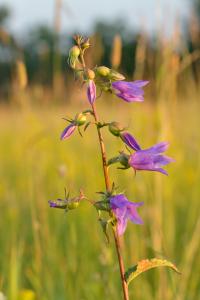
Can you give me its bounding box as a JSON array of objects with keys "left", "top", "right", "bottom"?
[{"left": 125, "top": 258, "right": 181, "bottom": 285}]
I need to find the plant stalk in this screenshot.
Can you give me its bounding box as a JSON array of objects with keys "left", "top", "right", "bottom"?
[
  {"left": 91, "top": 103, "right": 129, "bottom": 300},
  {"left": 80, "top": 50, "right": 129, "bottom": 300}
]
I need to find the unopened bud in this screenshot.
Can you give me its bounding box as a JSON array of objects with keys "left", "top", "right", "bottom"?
[
  {"left": 109, "top": 70, "right": 125, "bottom": 81},
  {"left": 96, "top": 66, "right": 110, "bottom": 77},
  {"left": 67, "top": 200, "right": 80, "bottom": 210},
  {"left": 82, "top": 38, "right": 90, "bottom": 50},
  {"left": 86, "top": 69, "right": 95, "bottom": 80},
  {"left": 68, "top": 45, "right": 80, "bottom": 69},
  {"left": 75, "top": 113, "right": 87, "bottom": 126},
  {"left": 109, "top": 122, "right": 125, "bottom": 137}
]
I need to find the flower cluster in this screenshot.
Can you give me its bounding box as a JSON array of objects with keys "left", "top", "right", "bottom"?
[{"left": 50, "top": 35, "right": 174, "bottom": 237}]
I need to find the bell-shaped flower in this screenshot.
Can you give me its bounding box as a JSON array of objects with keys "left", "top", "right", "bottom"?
[
  {"left": 110, "top": 194, "right": 143, "bottom": 235},
  {"left": 129, "top": 141, "right": 174, "bottom": 175},
  {"left": 112, "top": 80, "right": 149, "bottom": 102}
]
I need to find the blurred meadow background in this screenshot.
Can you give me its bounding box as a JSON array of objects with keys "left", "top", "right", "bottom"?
[{"left": 0, "top": 0, "right": 200, "bottom": 299}]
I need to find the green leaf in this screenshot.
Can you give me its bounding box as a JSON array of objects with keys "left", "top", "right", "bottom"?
[{"left": 125, "top": 258, "right": 181, "bottom": 285}]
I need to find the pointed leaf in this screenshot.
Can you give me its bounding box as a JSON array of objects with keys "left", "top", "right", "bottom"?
[
  {"left": 125, "top": 258, "right": 181, "bottom": 285},
  {"left": 84, "top": 122, "right": 91, "bottom": 131}
]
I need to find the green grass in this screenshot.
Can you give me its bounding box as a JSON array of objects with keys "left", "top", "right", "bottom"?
[{"left": 0, "top": 97, "right": 199, "bottom": 300}]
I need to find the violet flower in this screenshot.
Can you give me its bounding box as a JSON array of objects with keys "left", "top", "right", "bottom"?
[
  {"left": 112, "top": 80, "right": 149, "bottom": 102},
  {"left": 129, "top": 141, "right": 174, "bottom": 175},
  {"left": 120, "top": 132, "right": 141, "bottom": 151},
  {"left": 110, "top": 194, "right": 143, "bottom": 235},
  {"left": 60, "top": 123, "right": 76, "bottom": 140},
  {"left": 87, "top": 80, "right": 96, "bottom": 104}
]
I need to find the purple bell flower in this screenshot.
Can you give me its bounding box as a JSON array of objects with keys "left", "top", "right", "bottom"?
[
  {"left": 112, "top": 80, "right": 149, "bottom": 102},
  {"left": 60, "top": 124, "right": 76, "bottom": 140},
  {"left": 110, "top": 194, "right": 143, "bottom": 235},
  {"left": 87, "top": 80, "right": 96, "bottom": 104},
  {"left": 129, "top": 141, "right": 174, "bottom": 175}
]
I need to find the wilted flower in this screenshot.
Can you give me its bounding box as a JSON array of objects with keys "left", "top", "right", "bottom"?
[
  {"left": 87, "top": 80, "right": 96, "bottom": 104},
  {"left": 129, "top": 141, "right": 174, "bottom": 175},
  {"left": 60, "top": 123, "right": 76, "bottom": 140},
  {"left": 112, "top": 80, "right": 149, "bottom": 102},
  {"left": 110, "top": 194, "right": 143, "bottom": 235}
]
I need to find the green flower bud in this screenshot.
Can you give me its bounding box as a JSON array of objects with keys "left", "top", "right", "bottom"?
[
  {"left": 68, "top": 45, "right": 80, "bottom": 69},
  {"left": 96, "top": 66, "right": 110, "bottom": 77},
  {"left": 82, "top": 38, "right": 90, "bottom": 50},
  {"left": 108, "top": 70, "right": 125, "bottom": 81},
  {"left": 109, "top": 122, "right": 125, "bottom": 137},
  {"left": 67, "top": 201, "right": 80, "bottom": 210},
  {"left": 75, "top": 113, "right": 87, "bottom": 126}
]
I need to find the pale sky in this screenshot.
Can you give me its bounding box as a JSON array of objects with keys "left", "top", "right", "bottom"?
[{"left": 2, "top": 0, "right": 191, "bottom": 35}]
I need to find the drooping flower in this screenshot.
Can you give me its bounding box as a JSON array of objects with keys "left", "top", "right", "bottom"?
[
  {"left": 87, "top": 80, "right": 96, "bottom": 104},
  {"left": 60, "top": 123, "right": 76, "bottom": 140},
  {"left": 120, "top": 132, "right": 141, "bottom": 151},
  {"left": 129, "top": 141, "right": 174, "bottom": 175},
  {"left": 112, "top": 80, "right": 149, "bottom": 102},
  {"left": 110, "top": 194, "right": 143, "bottom": 235}
]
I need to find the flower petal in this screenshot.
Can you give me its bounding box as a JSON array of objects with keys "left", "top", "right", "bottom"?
[
  {"left": 87, "top": 80, "right": 96, "bottom": 104},
  {"left": 116, "top": 92, "right": 144, "bottom": 102},
  {"left": 121, "top": 132, "right": 141, "bottom": 151},
  {"left": 112, "top": 80, "right": 149, "bottom": 102},
  {"left": 60, "top": 124, "right": 76, "bottom": 140},
  {"left": 146, "top": 142, "right": 169, "bottom": 154},
  {"left": 110, "top": 194, "right": 143, "bottom": 235},
  {"left": 127, "top": 202, "right": 144, "bottom": 225}
]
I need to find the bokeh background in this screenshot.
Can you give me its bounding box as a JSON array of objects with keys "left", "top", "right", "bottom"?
[{"left": 0, "top": 0, "right": 200, "bottom": 299}]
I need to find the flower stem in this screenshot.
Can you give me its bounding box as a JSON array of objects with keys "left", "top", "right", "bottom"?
[
  {"left": 79, "top": 51, "right": 129, "bottom": 300},
  {"left": 91, "top": 103, "right": 129, "bottom": 300}
]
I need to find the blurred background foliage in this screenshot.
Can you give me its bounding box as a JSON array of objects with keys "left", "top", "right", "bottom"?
[
  {"left": 0, "top": 0, "right": 200, "bottom": 102},
  {"left": 0, "top": 1, "right": 200, "bottom": 300}
]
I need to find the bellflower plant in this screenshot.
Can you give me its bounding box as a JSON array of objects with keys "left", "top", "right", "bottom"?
[{"left": 49, "top": 35, "right": 180, "bottom": 300}]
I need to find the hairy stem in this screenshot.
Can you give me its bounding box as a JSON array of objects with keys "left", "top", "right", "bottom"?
[{"left": 80, "top": 50, "right": 129, "bottom": 300}]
